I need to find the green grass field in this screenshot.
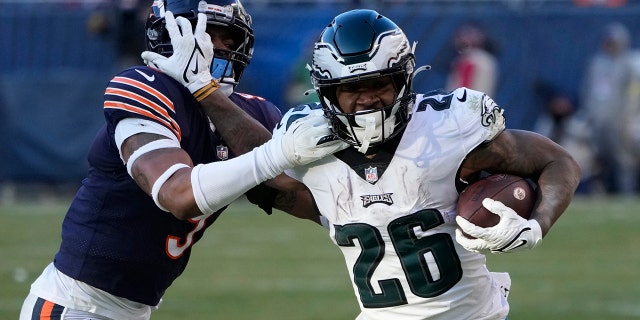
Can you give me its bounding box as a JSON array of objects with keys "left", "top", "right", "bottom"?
[{"left": 2, "top": 196, "right": 639, "bottom": 319}]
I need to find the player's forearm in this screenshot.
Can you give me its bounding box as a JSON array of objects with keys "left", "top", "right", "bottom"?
[
  {"left": 533, "top": 154, "right": 581, "bottom": 237},
  {"left": 200, "top": 90, "right": 272, "bottom": 155},
  {"left": 127, "top": 138, "right": 288, "bottom": 220},
  {"left": 267, "top": 174, "right": 322, "bottom": 225},
  {"left": 157, "top": 169, "right": 202, "bottom": 219},
  {"left": 151, "top": 145, "right": 291, "bottom": 220},
  {"left": 128, "top": 148, "right": 202, "bottom": 220}
]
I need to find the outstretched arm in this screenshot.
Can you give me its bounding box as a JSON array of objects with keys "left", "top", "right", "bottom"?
[
  {"left": 198, "top": 92, "right": 324, "bottom": 224},
  {"left": 139, "top": 11, "right": 341, "bottom": 223},
  {"left": 122, "top": 110, "right": 344, "bottom": 221}
]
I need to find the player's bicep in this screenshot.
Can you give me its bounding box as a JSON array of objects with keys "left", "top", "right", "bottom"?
[
  {"left": 122, "top": 133, "right": 193, "bottom": 194},
  {"left": 463, "top": 129, "right": 565, "bottom": 178},
  {"left": 121, "top": 132, "right": 170, "bottom": 163},
  {"left": 115, "top": 118, "right": 180, "bottom": 162}
]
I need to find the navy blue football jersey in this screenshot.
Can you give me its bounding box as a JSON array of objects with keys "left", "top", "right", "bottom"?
[{"left": 53, "top": 66, "right": 282, "bottom": 306}]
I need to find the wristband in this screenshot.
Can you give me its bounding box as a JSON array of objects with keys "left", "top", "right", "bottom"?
[{"left": 193, "top": 80, "right": 219, "bottom": 102}]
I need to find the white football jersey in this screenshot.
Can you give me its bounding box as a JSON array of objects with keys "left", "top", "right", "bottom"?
[{"left": 284, "top": 88, "right": 509, "bottom": 320}]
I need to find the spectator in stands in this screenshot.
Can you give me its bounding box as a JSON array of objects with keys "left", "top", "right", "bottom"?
[
  {"left": 445, "top": 21, "right": 498, "bottom": 97},
  {"left": 533, "top": 81, "right": 598, "bottom": 194},
  {"left": 86, "top": 0, "right": 148, "bottom": 69},
  {"left": 620, "top": 50, "right": 640, "bottom": 191},
  {"left": 573, "top": 0, "right": 628, "bottom": 7},
  {"left": 580, "top": 22, "right": 640, "bottom": 195}
]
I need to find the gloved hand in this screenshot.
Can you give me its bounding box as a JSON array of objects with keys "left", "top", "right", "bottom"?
[
  {"left": 253, "top": 110, "right": 349, "bottom": 180},
  {"left": 274, "top": 109, "right": 348, "bottom": 166},
  {"left": 141, "top": 11, "right": 216, "bottom": 98},
  {"left": 455, "top": 198, "right": 542, "bottom": 254}
]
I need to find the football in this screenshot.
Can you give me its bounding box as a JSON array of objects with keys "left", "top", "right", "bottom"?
[{"left": 457, "top": 174, "right": 536, "bottom": 232}]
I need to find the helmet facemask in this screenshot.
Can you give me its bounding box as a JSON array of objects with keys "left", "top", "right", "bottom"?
[
  {"left": 145, "top": 0, "right": 254, "bottom": 88},
  {"left": 318, "top": 70, "right": 415, "bottom": 154}
]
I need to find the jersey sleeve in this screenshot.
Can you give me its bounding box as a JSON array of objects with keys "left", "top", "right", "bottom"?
[
  {"left": 451, "top": 88, "right": 506, "bottom": 151},
  {"left": 103, "top": 67, "right": 184, "bottom": 141}
]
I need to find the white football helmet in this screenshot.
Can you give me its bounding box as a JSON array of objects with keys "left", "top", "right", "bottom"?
[{"left": 309, "top": 9, "right": 418, "bottom": 153}]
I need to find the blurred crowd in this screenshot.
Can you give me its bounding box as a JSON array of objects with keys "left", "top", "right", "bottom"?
[
  {"left": 71, "top": 2, "right": 640, "bottom": 198},
  {"left": 3, "top": 1, "right": 640, "bottom": 203},
  {"left": 441, "top": 20, "right": 640, "bottom": 196},
  {"left": 534, "top": 22, "right": 640, "bottom": 196},
  {"left": 85, "top": 0, "right": 148, "bottom": 70}
]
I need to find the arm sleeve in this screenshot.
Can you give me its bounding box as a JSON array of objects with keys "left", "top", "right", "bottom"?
[{"left": 191, "top": 135, "right": 290, "bottom": 215}]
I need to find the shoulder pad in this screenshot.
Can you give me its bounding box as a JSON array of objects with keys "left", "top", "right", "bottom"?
[
  {"left": 477, "top": 92, "right": 505, "bottom": 141},
  {"left": 417, "top": 88, "right": 505, "bottom": 142},
  {"left": 453, "top": 88, "right": 505, "bottom": 141}
]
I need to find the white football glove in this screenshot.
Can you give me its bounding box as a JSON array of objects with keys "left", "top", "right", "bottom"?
[
  {"left": 141, "top": 11, "right": 214, "bottom": 94},
  {"left": 455, "top": 198, "right": 543, "bottom": 254},
  {"left": 253, "top": 110, "right": 349, "bottom": 180},
  {"left": 274, "top": 110, "right": 349, "bottom": 166}
]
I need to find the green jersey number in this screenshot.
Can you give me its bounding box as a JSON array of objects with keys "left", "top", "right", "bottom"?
[{"left": 334, "top": 209, "right": 463, "bottom": 308}]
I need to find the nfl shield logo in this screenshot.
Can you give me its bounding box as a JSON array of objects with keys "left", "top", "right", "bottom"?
[
  {"left": 216, "top": 145, "right": 229, "bottom": 160},
  {"left": 365, "top": 166, "right": 378, "bottom": 183}
]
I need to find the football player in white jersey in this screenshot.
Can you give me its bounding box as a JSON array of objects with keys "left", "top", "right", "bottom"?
[{"left": 276, "top": 9, "right": 581, "bottom": 320}]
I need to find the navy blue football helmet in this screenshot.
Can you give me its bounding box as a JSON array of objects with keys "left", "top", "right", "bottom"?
[
  {"left": 145, "top": 0, "right": 254, "bottom": 87},
  {"left": 310, "top": 9, "right": 418, "bottom": 153}
]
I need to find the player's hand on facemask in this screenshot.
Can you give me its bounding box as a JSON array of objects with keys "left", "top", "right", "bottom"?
[
  {"left": 141, "top": 11, "right": 216, "bottom": 97},
  {"left": 455, "top": 198, "right": 543, "bottom": 254},
  {"left": 276, "top": 110, "right": 349, "bottom": 166},
  {"left": 254, "top": 110, "right": 349, "bottom": 179}
]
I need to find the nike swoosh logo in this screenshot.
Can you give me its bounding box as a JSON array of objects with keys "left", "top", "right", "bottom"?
[
  {"left": 191, "top": 56, "right": 199, "bottom": 75},
  {"left": 457, "top": 89, "right": 467, "bottom": 102},
  {"left": 183, "top": 42, "right": 204, "bottom": 82},
  {"left": 496, "top": 228, "right": 530, "bottom": 252},
  {"left": 135, "top": 69, "right": 155, "bottom": 82}
]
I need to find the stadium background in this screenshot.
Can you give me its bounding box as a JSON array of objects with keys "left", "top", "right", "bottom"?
[
  {"left": 1, "top": 2, "right": 640, "bottom": 319},
  {"left": 1, "top": 0, "right": 640, "bottom": 185}
]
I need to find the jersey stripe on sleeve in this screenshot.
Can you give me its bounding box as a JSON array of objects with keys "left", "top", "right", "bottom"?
[{"left": 104, "top": 75, "right": 182, "bottom": 140}]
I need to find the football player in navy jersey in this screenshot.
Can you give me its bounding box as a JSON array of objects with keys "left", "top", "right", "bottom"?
[
  {"left": 273, "top": 9, "right": 581, "bottom": 319},
  {"left": 20, "top": 1, "right": 346, "bottom": 319}
]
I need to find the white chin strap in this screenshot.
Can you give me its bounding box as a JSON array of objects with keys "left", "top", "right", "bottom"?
[{"left": 357, "top": 116, "right": 376, "bottom": 154}]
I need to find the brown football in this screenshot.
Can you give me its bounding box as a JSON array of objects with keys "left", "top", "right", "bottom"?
[{"left": 457, "top": 174, "right": 536, "bottom": 233}]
